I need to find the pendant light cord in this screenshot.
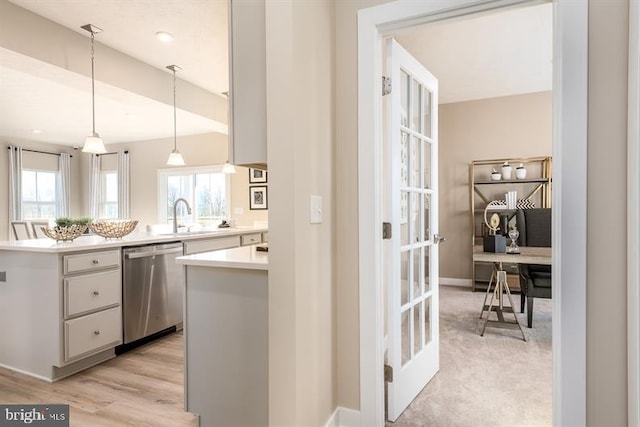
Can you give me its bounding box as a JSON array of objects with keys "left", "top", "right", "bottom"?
[
  {"left": 172, "top": 68, "right": 177, "bottom": 151},
  {"left": 90, "top": 30, "right": 96, "bottom": 135}
]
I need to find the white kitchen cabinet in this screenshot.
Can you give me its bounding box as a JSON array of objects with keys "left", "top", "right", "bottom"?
[
  {"left": 178, "top": 246, "right": 268, "bottom": 427},
  {"left": 64, "top": 269, "right": 121, "bottom": 318},
  {"left": 63, "top": 249, "right": 120, "bottom": 275},
  {"left": 62, "top": 249, "right": 123, "bottom": 363},
  {"left": 0, "top": 228, "right": 267, "bottom": 381},
  {"left": 64, "top": 307, "right": 122, "bottom": 361},
  {"left": 183, "top": 235, "right": 240, "bottom": 255},
  {"left": 240, "top": 232, "right": 262, "bottom": 246},
  {"left": 228, "top": 0, "right": 267, "bottom": 169}
]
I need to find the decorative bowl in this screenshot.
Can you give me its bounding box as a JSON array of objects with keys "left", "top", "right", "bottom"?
[
  {"left": 41, "top": 224, "right": 88, "bottom": 242},
  {"left": 89, "top": 220, "right": 138, "bottom": 239}
]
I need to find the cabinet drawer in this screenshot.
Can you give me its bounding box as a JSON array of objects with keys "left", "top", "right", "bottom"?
[
  {"left": 65, "top": 307, "right": 122, "bottom": 361},
  {"left": 241, "top": 233, "right": 262, "bottom": 246},
  {"left": 64, "top": 250, "right": 120, "bottom": 275},
  {"left": 64, "top": 270, "right": 121, "bottom": 318},
  {"left": 184, "top": 236, "right": 240, "bottom": 255}
]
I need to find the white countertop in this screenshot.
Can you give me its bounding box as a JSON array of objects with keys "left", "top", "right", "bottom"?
[
  {"left": 176, "top": 245, "right": 268, "bottom": 271},
  {"left": 0, "top": 226, "right": 267, "bottom": 253}
]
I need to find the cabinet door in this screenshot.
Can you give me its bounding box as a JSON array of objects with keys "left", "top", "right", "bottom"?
[
  {"left": 241, "top": 233, "right": 262, "bottom": 246},
  {"left": 64, "top": 250, "right": 121, "bottom": 275},
  {"left": 65, "top": 270, "right": 121, "bottom": 318},
  {"left": 228, "top": 0, "right": 267, "bottom": 167},
  {"left": 65, "top": 307, "right": 122, "bottom": 361}
]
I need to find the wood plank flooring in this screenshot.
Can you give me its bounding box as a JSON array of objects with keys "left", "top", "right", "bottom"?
[{"left": 0, "top": 331, "right": 197, "bottom": 427}]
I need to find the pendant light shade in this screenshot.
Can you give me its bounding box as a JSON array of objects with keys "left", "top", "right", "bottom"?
[
  {"left": 222, "top": 161, "right": 236, "bottom": 174},
  {"left": 167, "top": 150, "right": 185, "bottom": 166},
  {"left": 81, "top": 24, "right": 107, "bottom": 154},
  {"left": 166, "top": 65, "right": 185, "bottom": 166}
]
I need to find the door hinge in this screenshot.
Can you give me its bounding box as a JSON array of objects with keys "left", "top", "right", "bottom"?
[
  {"left": 382, "top": 76, "right": 392, "bottom": 96},
  {"left": 382, "top": 222, "right": 392, "bottom": 239},
  {"left": 384, "top": 364, "right": 393, "bottom": 382}
]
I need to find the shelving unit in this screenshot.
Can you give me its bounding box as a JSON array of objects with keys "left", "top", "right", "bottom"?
[{"left": 470, "top": 156, "right": 552, "bottom": 291}]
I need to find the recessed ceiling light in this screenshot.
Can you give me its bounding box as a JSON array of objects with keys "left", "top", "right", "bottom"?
[
  {"left": 31, "top": 129, "right": 42, "bottom": 134},
  {"left": 156, "top": 31, "right": 173, "bottom": 43}
]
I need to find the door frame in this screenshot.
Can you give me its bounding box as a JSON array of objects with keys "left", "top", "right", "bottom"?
[
  {"left": 357, "top": 1, "right": 588, "bottom": 426},
  {"left": 628, "top": 1, "right": 640, "bottom": 425}
]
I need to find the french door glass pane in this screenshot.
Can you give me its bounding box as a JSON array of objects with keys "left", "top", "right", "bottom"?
[
  {"left": 424, "top": 89, "right": 432, "bottom": 138},
  {"left": 410, "top": 192, "right": 420, "bottom": 244},
  {"left": 411, "top": 78, "right": 422, "bottom": 132},
  {"left": 401, "top": 308, "right": 410, "bottom": 366},
  {"left": 414, "top": 301, "right": 424, "bottom": 355},
  {"left": 401, "top": 251, "right": 410, "bottom": 306},
  {"left": 411, "top": 136, "right": 420, "bottom": 187},
  {"left": 423, "top": 140, "right": 431, "bottom": 189},
  {"left": 413, "top": 248, "right": 421, "bottom": 298},
  {"left": 425, "top": 296, "right": 432, "bottom": 345},
  {"left": 424, "top": 250, "right": 431, "bottom": 292},
  {"left": 401, "top": 132, "right": 409, "bottom": 187},
  {"left": 401, "top": 191, "right": 409, "bottom": 246},
  {"left": 401, "top": 70, "right": 409, "bottom": 128},
  {"left": 424, "top": 194, "right": 431, "bottom": 242}
]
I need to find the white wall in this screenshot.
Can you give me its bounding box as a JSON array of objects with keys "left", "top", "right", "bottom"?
[{"left": 266, "top": 1, "right": 335, "bottom": 425}]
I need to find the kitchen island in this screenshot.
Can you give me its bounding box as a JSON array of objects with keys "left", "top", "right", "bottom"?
[
  {"left": 0, "top": 227, "right": 266, "bottom": 382},
  {"left": 176, "top": 245, "right": 268, "bottom": 427}
]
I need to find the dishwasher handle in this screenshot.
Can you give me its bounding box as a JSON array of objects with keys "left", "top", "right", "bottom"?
[{"left": 125, "top": 246, "right": 184, "bottom": 259}]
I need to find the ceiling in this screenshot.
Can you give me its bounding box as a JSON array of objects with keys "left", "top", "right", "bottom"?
[{"left": 0, "top": 1, "right": 551, "bottom": 147}]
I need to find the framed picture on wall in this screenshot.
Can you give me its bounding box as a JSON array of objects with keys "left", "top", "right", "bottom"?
[
  {"left": 249, "top": 186, "right": 268, "bottom": 210},
  {"left": 249, "top": 168, "right": 268, "bottom": 183}
]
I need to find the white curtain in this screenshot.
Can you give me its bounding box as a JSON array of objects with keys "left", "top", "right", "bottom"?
[
  {"left": 89, "top": 154, "right": 102, "bottom": 219},
  {"left": 8, "top": 145, "right": 23, "bottom": 240},
  {"left": 56, "top": 153, "right": 71, "bottom": 217},
  {"left": 117, "top": 150, "right": 130, "bottom": 219}
]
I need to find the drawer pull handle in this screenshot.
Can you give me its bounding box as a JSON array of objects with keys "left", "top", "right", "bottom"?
[
  {"left": 92, "top": 259, "right": 100, "bottom": 264},
  {"left": 94, "top": 330, "right": 101, "bottom": 335},
  {"left": 93, "top": 291, "right": 100, "bottom": 296}
]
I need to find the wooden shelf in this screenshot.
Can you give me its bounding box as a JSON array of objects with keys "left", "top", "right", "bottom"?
[
  {"left": 474, "top": 178, "right": 551, "bottom": 185},
  {"left": 469, "top": 156, "right": 552, "bottom": 291}
]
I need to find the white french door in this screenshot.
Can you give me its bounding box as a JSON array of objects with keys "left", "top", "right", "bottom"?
[{"left": 385, "top": 38, "right": 440, "bottom": 422}]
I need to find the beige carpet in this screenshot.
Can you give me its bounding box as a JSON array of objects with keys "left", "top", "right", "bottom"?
[{"left": 388, "top": 285, "right": 552, "bottom": 427}]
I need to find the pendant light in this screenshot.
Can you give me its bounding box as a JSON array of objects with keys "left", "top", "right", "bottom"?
[
  {"left": 222, "top": 161, "right": 236, "bottom": 174},
  {"left": 166, "top": 65, "right": 185, "bottom": 166},
  {"left": 80, "top": 24, "right": 107, "bottom": 154}
]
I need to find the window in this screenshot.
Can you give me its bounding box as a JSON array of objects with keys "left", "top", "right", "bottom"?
[
  {"left": 21, "top": 170, "right": 57, "bottom": 220},
  {"left": 100, "top": 170, "right": 118, "bottom": 219},
  {"left": 158, "top": 166, "right": 230, "bottom": 227}
]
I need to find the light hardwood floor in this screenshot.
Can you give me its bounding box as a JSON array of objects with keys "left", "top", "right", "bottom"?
[{"left": 0, "top": 332, "right": 197, "bottom": 427}]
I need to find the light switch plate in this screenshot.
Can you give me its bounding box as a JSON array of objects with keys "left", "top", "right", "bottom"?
[
  {"left": 310, "top": 195, "right": 322, "bottom": 224},
  {"left": 233, "top": 207, "right": 244, "bottom": 215}
]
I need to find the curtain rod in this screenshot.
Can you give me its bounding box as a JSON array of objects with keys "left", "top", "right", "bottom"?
[
  {"left": 98, "top": 150, "right": 129, "bottom": 156},
  {"left": 7, "top": 146, "right": 73, "bottom": 158}
]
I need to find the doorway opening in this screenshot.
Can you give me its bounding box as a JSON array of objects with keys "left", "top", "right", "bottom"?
[{"left": 358, "top": 1, "right": 588, "bottom": 426}]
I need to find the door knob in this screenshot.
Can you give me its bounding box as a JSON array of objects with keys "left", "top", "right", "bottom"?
[{"left": 434, "top": 234, "right": 446, "bottom": 244}]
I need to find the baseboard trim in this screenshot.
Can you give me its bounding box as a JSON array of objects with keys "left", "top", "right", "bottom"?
[
  {"left": 440, "top": 277, "right": 472, "bottom": 288},
  {"left": 324, "top": 407, "right": 361, "bottom": 427}
]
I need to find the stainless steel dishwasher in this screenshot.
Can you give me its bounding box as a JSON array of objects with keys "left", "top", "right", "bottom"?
[{"left": 122, "top": 242, "right": 184, "bottom": 344}]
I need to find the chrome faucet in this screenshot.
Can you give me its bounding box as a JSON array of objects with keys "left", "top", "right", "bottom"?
[{"left": 173, "top": 198, "right": 192, "bottom": 233}]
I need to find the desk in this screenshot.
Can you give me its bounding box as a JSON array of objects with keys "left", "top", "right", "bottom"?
[{"left": 473, "top": 245, "right": 551, "bottom": 341}]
